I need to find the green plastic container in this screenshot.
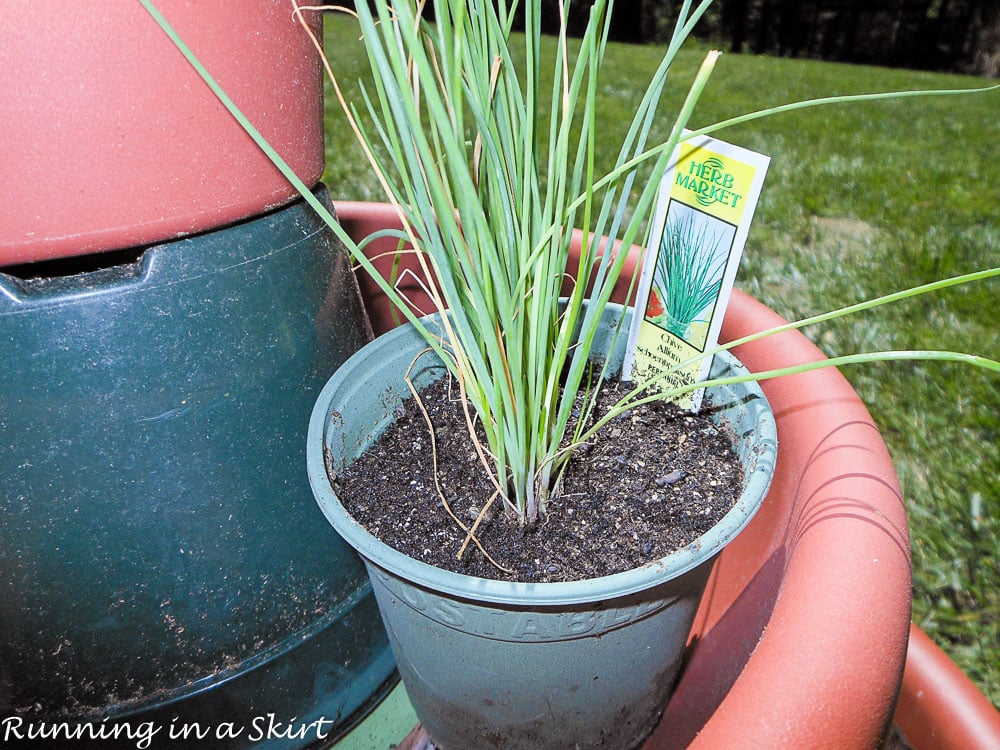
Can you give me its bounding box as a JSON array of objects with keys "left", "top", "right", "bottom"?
[
  {"left": 308, "top": 304, "right": 778, "bottom": 750},
  {"left": 0, "top": 188, "right": 398, "bottom": 748}
]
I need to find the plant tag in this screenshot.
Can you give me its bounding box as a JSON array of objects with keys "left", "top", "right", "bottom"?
[{"left": 622, "top": 133, "right": 770, "bottom": 410}]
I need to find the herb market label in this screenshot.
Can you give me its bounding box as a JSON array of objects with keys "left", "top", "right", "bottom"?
[{"left": 623, "top": 134, "right": 769, "bottom": 410}]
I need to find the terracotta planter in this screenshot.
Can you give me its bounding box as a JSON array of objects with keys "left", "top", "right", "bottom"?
[
  {"left": 894, "top": 622, "right": 1000, "bottom": 749},
  {"left": 0, "top": 0, "right": 324, "bottom": 265},
  {"left": 333, "top": 201, "right": 915, "bottom": 748}
]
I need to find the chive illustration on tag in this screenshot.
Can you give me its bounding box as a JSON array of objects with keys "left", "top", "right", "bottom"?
[{"left": 622, "top": 134, "right": 770, "bottom": 410}]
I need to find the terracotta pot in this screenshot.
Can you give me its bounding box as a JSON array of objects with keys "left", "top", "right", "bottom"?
[
  {"left": 651, "top": 290, "right": 912, "bottom": 748},
  {"left": 894, "top": 622, "right": 1000, "bottom": 749},
  {"left": 0, "top": 0, "right": 324, "bottom": 265},
  {"left": 332, "top": 200, "right": 914, "bottom": 748}
]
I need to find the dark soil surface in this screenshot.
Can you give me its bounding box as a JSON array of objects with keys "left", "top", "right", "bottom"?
[{"left": 334, "top": 376, "right": 743, "bottom": 583}]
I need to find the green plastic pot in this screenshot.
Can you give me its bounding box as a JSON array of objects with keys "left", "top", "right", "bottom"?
[
  {"left": 0, "top": 188, "right": 396, "bottom": 748},
  {"left": 307, "top": 304, "right": 777, "bottom": 750}
]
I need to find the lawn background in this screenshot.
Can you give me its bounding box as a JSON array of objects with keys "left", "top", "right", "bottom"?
[{"left": 320, "top": 13, "right": 999, "bottom": 707}]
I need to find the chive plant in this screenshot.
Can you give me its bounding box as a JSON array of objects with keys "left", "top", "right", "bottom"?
[
  {"left": 302, "top": 0, "right": 726, "bottom": 525},
  {"left": 141, "top": 0, "right": 1000, "bottom": 532}
]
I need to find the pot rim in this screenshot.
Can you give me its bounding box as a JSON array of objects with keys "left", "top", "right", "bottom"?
[{"left": 307, "top": 305, "right": 777, "bottom": 606}]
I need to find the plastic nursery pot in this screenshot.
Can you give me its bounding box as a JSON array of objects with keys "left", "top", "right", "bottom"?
[
  {"left": 307, "top": 304, "right": 778, "bottom": 750},
  {"left": 0, "top": 189, "right": 393, "bottom": 749},
  {"left": 0, "top": 0, "right": 324, "bottom": 265}
]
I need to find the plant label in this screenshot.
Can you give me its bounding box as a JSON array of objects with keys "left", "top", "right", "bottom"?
[{"left": 622, "top": 134, "right": 770, "bottom": 410}]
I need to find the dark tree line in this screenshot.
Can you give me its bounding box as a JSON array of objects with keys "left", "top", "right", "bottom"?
[
  {"left": 538, "top": 0, "right": 999, "bottom": 77},
  {"left": 337, "top": 1, "right": 999, "bottom": 76}
]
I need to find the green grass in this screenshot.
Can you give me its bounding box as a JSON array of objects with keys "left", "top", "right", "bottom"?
[{"left": 321, "top": 14, "right": 999, "bottom": 706}]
